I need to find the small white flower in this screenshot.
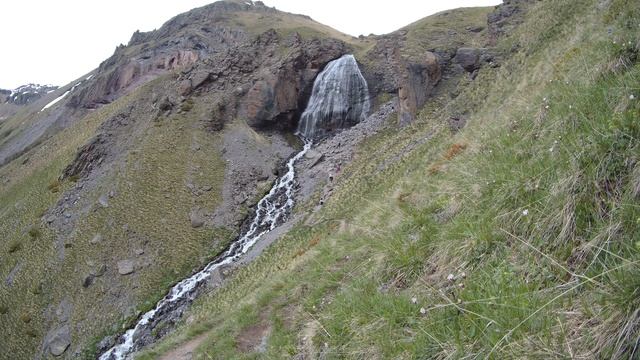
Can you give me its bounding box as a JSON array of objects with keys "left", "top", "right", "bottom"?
[
  {"left": 522, "top": 209, "right": 529, "bottom": 216},
  {"left": 543, "top": 97, "right": 547, "bottom": 101},
  {"left": 545, "top": 105, "right": 550, "bottom": 109},
  {"left": 447, "top": 273, "right": 456, "bottom": 281},
  {"left": 569, "top": 105, "right": 572, "bottom": 109},
  {"left": 420, "top": 307, "right": 427, "bottom": 315},
  {"left": 549, "top": 147, "right": 554, "bottom": 152},
  {"left": 460, "top": 272, "right": 467, "bottom": 278},
  {"left": 411, "top": 297, "right": 418, "bottom": 304},
  {"left": 458, "top": 283, "right": 465, "bottom": 288},
  {"left": 630, "top": 94, "right": 635, "bottom": 100}
]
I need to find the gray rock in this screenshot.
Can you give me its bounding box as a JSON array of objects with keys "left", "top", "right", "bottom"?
[
  {"left": 448, "top": 116, "right": 467, "bottom": 133},
  {"left": 55, "top": 299, "right": 72, "bottom": 323},
  {"left": 98, "top": 195, "right": 109, "bottom": 207},
  {"left": 190, "top": 212, "right": 204, "bottom": 228},
  {"left": 190, "top": 71, "right": 211, "bottom": 89},
  {"left": 178, "top": 79, "right": 193, "bottom": 96},
  {"left": 466, "top": 25, "right": 484, "bottom": 33},
  {"left": 82, "top": 274, "right": 95, "bottom": 288},
  {"left": 97, "top": 336, "right": 116, "bottom": 353},
  {"left": 134, "top": 248, "right": 144, "bottom": 256},
  {"left": 454, "top": 48, "right": 481, "bottom": 72},
  {"left": 49, "top": 325, "right": 71, "bottom": 356},
  {"left": 90, "top": 233, "right": 103, "bottom": 244},
  {"left": 117, "top": 260, "right": 135, "bottom": 275}
]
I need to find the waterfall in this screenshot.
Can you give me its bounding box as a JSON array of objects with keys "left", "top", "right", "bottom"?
[
  {"left": 100, "top": 53, "right": 370, "bottom": 360},
  {"left": 297, "top": 54, "right": 370, "bottom": 139}
]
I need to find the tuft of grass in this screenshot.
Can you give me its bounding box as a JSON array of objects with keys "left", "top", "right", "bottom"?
[
  {"left": 47, "top": 179, "right": 61, "bottom": 193},
  {"left": 27, "top": 226, "right": 41, "bottom": 240},
  {"left": 7, "top": 239, "right": 22, "bottom": 254},
  {"left": 19, "top": 313, "right": 31, "bottom": 324}
]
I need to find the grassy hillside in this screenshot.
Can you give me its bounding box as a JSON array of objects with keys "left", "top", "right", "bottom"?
[{"left": 138, "top": 0, "right": 640, "bottom": 358}]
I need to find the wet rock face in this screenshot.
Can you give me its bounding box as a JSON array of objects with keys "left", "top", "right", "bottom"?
[
  {"left": 240, "top": 35, "right": 347, "bottom": 130},
  {"left": 296, "top": 55, "right": 371, "bottom": 139}
]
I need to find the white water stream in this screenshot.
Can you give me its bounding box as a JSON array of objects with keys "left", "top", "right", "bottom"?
[
  {"left": 100, "top": 142, "right": 311, "bottom": 359},
  {"left": 100, "top": 53, "right": 369, "bottom": 359}
]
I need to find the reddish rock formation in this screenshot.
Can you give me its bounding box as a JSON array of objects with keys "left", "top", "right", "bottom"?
[
  {"left": 397, "top": 51, "right": 441, "bottom": 125},
  {"left": 237, "top": 34, "right": 346, "bottom": 129}
]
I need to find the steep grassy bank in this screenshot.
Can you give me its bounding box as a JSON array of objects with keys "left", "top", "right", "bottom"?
[{"left": 140, "top": 0, "right": 640, "bottom": 358}]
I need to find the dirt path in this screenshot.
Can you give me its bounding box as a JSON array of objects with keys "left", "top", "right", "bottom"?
[{"left": 158, "top": 332, "right": 211, "bottom": 360}]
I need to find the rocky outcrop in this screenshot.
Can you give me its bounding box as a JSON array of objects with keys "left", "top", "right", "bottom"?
[
  {"left": 397, "top": 51, "right": 441, "bottom": 125},
  {"left": 68, "top": 49, "right": 200, "bottom": 109},
  {"left": 454, "top": 48, "right": 482, "bottom": 72},
  {"left": 240, "top": 33, "right": 347, "bottom": 130},
  {"left": 363, "top": 32, "right": 442, "bottom": 125},
  {"left": 487, "top": 0, "right": 535, "bottom": 45},
  {"left": 67, "top": 2, "right": 258, "bottom": 109}
]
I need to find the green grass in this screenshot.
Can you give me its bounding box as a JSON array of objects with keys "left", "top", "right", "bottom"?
[{"left": 137, "top": 1, "right": 640, "bottom": 359}]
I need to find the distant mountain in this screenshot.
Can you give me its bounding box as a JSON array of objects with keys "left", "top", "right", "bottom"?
[{"left": 0, "top": 84, "right": 58, "bottom": 105}]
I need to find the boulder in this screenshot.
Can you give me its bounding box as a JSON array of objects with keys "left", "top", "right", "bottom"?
[
  {"left": 190, "top": 71, "right": 211, "bottom": 89},
  {"left": 454, "top": 48, "right": 480, "bottom": 72},
  {"left": 190, "top": 212, "right": 205, "bottom": 228},
  {"left": 117, "top": 260, "right": 135, "bottom": 275},
  {"left": 48, "top": 325, "right": 71, "bottom": 356}
]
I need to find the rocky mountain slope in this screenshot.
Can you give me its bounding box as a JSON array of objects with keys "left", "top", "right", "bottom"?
[{"left": 1, "top": 0, "right": 639, "bottom": 359}]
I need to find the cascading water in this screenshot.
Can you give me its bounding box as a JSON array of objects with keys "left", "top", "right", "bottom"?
[
  {"left": 297, "top": 54, "right": 370, "bottom": 139},
  {"left": 99, "top": 54, "right": 369, "bottom": 359},
  {"left": 99, "top": 142, "right": 311, "bottom": 360}
]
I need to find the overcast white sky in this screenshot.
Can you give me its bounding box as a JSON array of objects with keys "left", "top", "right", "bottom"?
[{"left": 0, "top": 0, "right": 500, "bottom": 89}]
